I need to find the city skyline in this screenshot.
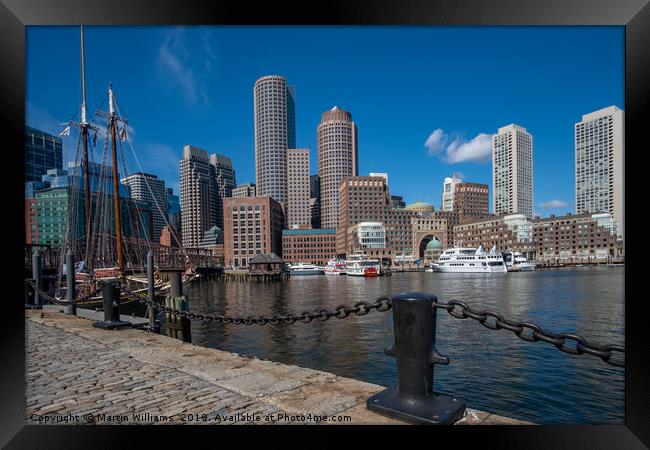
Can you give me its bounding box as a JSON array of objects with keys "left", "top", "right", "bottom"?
[{"left": 26, "top": 26, "right": 624, "bottom": 216}]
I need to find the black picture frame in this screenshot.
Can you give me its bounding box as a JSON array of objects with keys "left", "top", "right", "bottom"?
[{"left": 2, "top": 0, "right": 648, "bottom": 448}]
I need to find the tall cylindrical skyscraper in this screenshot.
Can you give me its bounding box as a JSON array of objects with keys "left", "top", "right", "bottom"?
[
  {"left": 317, "top": 106, "right": 358, "bottom": 229},
  {"left": 254, "top": 75, "right": 295, "bottom": 205}
]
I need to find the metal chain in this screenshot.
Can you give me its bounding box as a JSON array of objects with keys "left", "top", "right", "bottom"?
[
  {"left": 67, "top": 282, "right": 625, "bottom": 369},
  {"left": 119, "top": 285, "right": 392, "bottom": 325},
  {"left": 433, "top": 299, "right": 625, "bottom": 368},
  {"left": 26, "top": 279, "right": 102, "bottom": 305}
]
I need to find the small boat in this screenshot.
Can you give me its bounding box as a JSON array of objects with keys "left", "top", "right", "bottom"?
[
  {"left": 502, "top": 251, "right": 536, "bottom": 272},
  {"left": 364, "top": 267, "right": 379, "bottom": 277},
  {"left": 324, "top": 259, "right": 347, "bottom": 275},
  {"left": 288, "top": 263, "right": 324, "bottom": 276}
]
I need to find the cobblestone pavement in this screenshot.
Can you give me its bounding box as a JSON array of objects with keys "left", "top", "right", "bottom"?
[{"left": 25, "top": 311, "right": 531, "bottom": 425}]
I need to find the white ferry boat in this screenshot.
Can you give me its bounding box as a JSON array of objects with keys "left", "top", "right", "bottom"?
[
  {"left": 433, "top": 246, "right": 507, "bottom": 273},
  {"left": 324, "top": 259, "right": 347, "bottom": 275},
  {"left": 502, "top": 251, "right": 536, "bottom": 272},
  {"left": 288, "top": 263, "right": 324, "bottom": 276},
  {"left": 345, "top": 251, "right": 381, "bottom": 277}
]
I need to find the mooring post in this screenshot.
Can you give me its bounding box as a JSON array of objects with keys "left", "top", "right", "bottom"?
[
  {"left": 65, "top": 250, "right": 77, "bottom": 316},
  {"left": 165, "top": 271, "right": 191, "bottom": 342},
  {"left": 92, "top": 280, "right": 131, "bottom": 330},
  {"left": 147, "top": 251, "right": 156, "bottom": 331},
  {"left": 32, "top": 249, "right": 43, "bottom": 307},
  {"left": 366, "top": 292, "right": 466, "bottom": 424}
]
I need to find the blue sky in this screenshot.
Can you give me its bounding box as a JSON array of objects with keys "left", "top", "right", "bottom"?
[{"left": 26, "top": 26, "right": 624, "bottom": 217}]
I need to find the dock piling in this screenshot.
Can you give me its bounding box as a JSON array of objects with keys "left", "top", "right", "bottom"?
[{"left": 65, "top": 250, "right": 77, "bottom": 316}]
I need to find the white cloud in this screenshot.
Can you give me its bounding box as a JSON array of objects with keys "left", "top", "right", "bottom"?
[
  {"left": 539, "top": 200, "right": 570, "bottom": 209},
  {"left": 156, "top": 28, "right": 216, "bottom": 107},
  {"left": 425, "top": 129, "right": 493, "bottom": 164}
]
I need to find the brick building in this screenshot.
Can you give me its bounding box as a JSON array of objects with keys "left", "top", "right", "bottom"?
[
  {"left": 282, "top": 229, "right": 337, "bottom": 265},
  {"left": 452, "top": 214, "right": 536, "bottom": 258},
  {"left": 223, "top": 196, "right": 284, "bottom": 268},
  {"left": 532, "top": 212, "right": 622, "bottom": 261}
]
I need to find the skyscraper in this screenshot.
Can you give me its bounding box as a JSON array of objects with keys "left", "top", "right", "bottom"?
[
  {"left": 253, "top": 75, "right": 295, "bottom": 204},
  {"left": 180, "top": 145, "right": 218, "bottom": 248},
  {"left": 232, "top": 183, "right": 256, "bottom": 198},
  {"left": 310, "top": 175, "right": 321, "bottom": 229},
  {"left": 441, "top": 173, "right": 463, "bottom": 211},
  {"left": 166, "top": 187, "right": 181, "bottom": 235},
  {"left": 122, "top": 172, "right": 168, "bottom": 242},
  {"left": 492, "top": 124, "right": 533, "bottom": 219},
  {"left": 317, "top": 106, "right": 358, "bottom": 229},
  {"left": 575, "top": 105, "right": 624, "bottom": 238},
  {"left": 286, "top": 148, "right": 311, "bottom": 229},
  {"left": 210, "top": 153, "right": 237, "bottom": 229},
  {"left": 25, "top": 126, "right": 63, "bottom": 183}
]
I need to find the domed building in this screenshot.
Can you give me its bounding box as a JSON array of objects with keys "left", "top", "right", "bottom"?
[
  {"left": 424, "top": 238, "right": 444, "bottom": 262},
  {"left": 404, "top": 201, "right": 434, "bottom": 218}
]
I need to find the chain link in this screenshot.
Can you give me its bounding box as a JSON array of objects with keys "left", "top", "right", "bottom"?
[
  {"left": 119, "top": 284, "right": 392, "bottom": 326},
  {"left": 35, "top": 280, "right": 622, "bottom": 369},
  {"left": 27, "top": 279, "right": 105, "bottom": 305},
  {"left": 433, "top": 300, "right": 624, "bottom": 368}
]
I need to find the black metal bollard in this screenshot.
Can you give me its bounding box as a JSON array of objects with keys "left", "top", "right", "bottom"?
[
  {"left": 92, "top": 281, "right": 131, "bottom": 330},
  {"left": 65, "top": 250, "right": 77, "bottom": 316},
  {"left": 30, "top": 249, "right": 43, "bottom": 309},
  {"left": 367, "top": 292, "right": 466, "bottom": 424}
]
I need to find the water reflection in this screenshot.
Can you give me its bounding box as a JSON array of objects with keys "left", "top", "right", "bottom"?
[{"left": 182, "top": 267, "right": 624, "bottom": 424}]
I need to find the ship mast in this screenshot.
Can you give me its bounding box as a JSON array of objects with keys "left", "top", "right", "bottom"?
[
  {"left": 96, "top": 82, "right": 128, "bottom": 274},
  {"left": 80, "top": 25, "right": 92, "bottom": 267},
  {"left": 63, "top": 25, "right": 99, "bottom": 270},
  {"left": 109, "top": 84, "right": 124, "bottom": 273}
]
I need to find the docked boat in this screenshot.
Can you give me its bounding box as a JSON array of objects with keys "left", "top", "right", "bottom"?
[
  {"left": 345, "top": 251, "right": 381, "bottom": 277},
  {"left": 288, "top": 263, "right": 324, "bottom": 276},
  {"left": 324, "top": 259, "right": 347, "bottom": 275},
  {"left": 502, "top": 251, "right": 536, "bottom": 272},
  {"left": 364, "top": 267, "right": 379, "bottom": 277},
  {"left": 432, "top": 245, "right": 507, "bottom": 273}
]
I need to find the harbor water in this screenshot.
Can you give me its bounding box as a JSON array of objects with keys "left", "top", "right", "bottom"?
[{"left": 179, "top": 267, "right": 624, "bottom": 424}]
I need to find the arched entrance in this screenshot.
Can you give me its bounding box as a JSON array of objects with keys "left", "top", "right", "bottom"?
[{"left": 418, "top": 234, "right": 443, "bottom": 262}]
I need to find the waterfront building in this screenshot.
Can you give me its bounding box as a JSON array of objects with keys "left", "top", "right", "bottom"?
[
  {"left": 411, "top": 216, "right": 448, "bottom": 262},
  {"left": 122, "top": 172, "right": 168, "bottom": 242},
  {"left": 166, "top": 187, "right": 181, "bottom": 235},
  {"left": 433, "top": 210, "right": 461, "bottom": 247},
  {"left": 210, "top": 153, "right": 237, "bottom": 230},
  {"left": 369, "top": 172, "right": 388, "bottom": 185},
  {"left": 452, "top": 213, "right": 536, "bottom": 259},
  {"left": 404, "top": 201, "right": 434, "bottom": 218},
  {"left": 254, "top": 75, "right": 295, "bottom": 204},
  {"left": 337, "top": 176, "right": 417, "bottom": 261},
  {"left": 390, "top": 195, "right": 406, "bottom": 210},
  {"left": 232, "top": 183, "right": 256, "bottom": 198},
  {"left": 223, "top": 196, "right": 284, "bottom": 268},
  {"left": 180, "top": 145, "right": 218, "bottom": 248},
  {"left": 492, "top": 124, "right": 533, "bottom": 218},
  {"left": 356, "top": 222, "right": 386, "bottom": 248},
  {"left": 575, "top": 106, "right": 624, "bottom": 239},
  {"left": 25, "top": 126, "right": 63, "bottom": 183},
  {"left": 25, "top": 198, "right": 38, "bottom": 244},
  {"left": 286, "top": 148, "right": 311, "bottom": 229},
  {"left": 248, "top": 253, "right": 288, "bottom": 275},
  {"left": 454, "top": 182, "right": 489, "bottom": 219},
  {"left": 532, "top": 212, "right": 622, "bottom": 261},
  {"left": 442, "top": 173, "right": 463, "bottom": 212},
  {"left": 318, "top": 106, "right": 358, "bottom": 229},
  {"left": 282, "top": 228, "right": 337, "bottom": 265}
]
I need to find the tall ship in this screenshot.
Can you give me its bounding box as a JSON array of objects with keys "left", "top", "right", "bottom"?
[
  {"left": 345, "top": 251, "right": 381, "bottom": 277},
  {"left": 432, "top": 245, "right": 507, "bottom": 273}
]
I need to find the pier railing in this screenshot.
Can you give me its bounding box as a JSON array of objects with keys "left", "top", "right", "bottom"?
[{"left": 25, "top": 250, "right": 625, "bottom": 425}]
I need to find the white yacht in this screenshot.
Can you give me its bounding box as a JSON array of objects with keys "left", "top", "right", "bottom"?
[
  {"left": 324, "top": 259, "right": 347, "bottom": 275},
  {"left": 288, "top": 263, "right": 324, "bottom": 276},
  {"left": 345, "top": 251, "right": 381, "bottom": 276},
  {"left": 433, "top": 245, "right": 507, "bottom": 273},
  {"left": 502, "top": 251, "right": 536, "bottom": 272}
]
